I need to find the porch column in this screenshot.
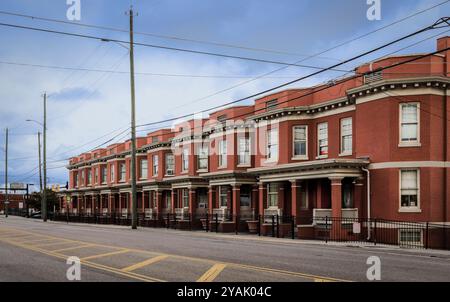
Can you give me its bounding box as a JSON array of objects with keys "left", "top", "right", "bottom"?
[
  {"left": 156, "top": 190, "right": 163, "bottom": 215},
  {"left": 316, "top": 180, "right": 323, "bottom": 209},
  {"left": 188, "top": 188, "right": 197, "bottom": 216},
  {"left": 232, "top": 184, "right": 241, "bottom": 222},
  {"left": 290, "top": 180, "right": 301, "bottom": 224},
  {"left": 330, "top": 177, "right": 343, "bottom": 218},
  {"left": 258, "top": 182, "right": 266, "bottom": 217},
  {"left": 354, "top": 177, "right": 364, "bottom": 217},
  {"left": 108, "top": 194, "right": 112, "bottom": 213},
  {"left": 278, "top": 183, "right": 285, "bottom": 211},
  {"left": 252, "top": 185, "right": 259, "bottom": 216},
  {"left": 171, "top": 189, "right": 176, "bottom": 214},
  {"left": 208, "top": 186, "right": 215, "bottom": 214}
]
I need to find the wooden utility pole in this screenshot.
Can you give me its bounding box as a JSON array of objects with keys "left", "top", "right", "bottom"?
[
  {"left": 4, "top": 128, "right": 8, "bottom": 218},
  {"left": 42, "top": 93, "right": 47, "bottom": 222},
  {"left": 38, "top": 131, "right": 42, "bottom": 192},
  {"left": 128, "top": 7, "right": 138, "bottom": 230}
]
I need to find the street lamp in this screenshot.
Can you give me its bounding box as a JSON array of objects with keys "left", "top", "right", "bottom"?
[{"left": 26, "top": 93, "right": 47, "bottom": 223}]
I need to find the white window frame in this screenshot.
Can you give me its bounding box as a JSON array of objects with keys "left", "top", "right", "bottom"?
[
  {"left": 110, "top": 164, "right": 115, "bottom": 182},
  {"left": 119, "top": 163, "right": 126, "bottom": 182},
  {"left": 399, "top": 102, "right": 421, "bottom": 147},
  {"left": 197, "top": 145, "right": 209, "bottom": 171},
  {"left": 238, "top": 137, "right": 251, "bottom": 166},
  {"left": 219, "top": 186, "right": 228, "bottom": 208},
  {"left": 182, "top": 189, "right": 189, "bottom": 208},
  {"left": 266, "top": 129, "right": 278, "bottom": 162},
  {"left": 152, "top": 155, "right": 159, "bottom": 176},
  {"left": 340, "top": 117, "right": 353, "bottom": 156},
  {"left": 218, "top": 139, "right": 227, "bottom": 168},
  {"left": 398, "top": 229, "right": 423, "bottom": 247},
  {"left": 267, "top": 183, "right": 279, "bottom": 208},
  {"left": 292, "top": 125, "right": 308, "bottom": 160},
  {"left": 165, "top": 153, "right": 174, "bottom": 176},
  {"left": 317, "top": 122, "right": 328, "bottom": 158},
  {"left": 182, "top": 148, "right": 189, "bottom": 172},
  {"left": 101, "top": 166, "right": 107, "bottom": 184},
  {"left": 87, "top": 169, "right": 92, "bottom": 185},
  {"left": 399, "top": 169, "right": 421, "bottom": 213},
  {"left": 140, "top": 159, "right": 148, "bottom": 180}
]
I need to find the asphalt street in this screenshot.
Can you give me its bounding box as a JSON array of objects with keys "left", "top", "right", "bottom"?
[{"left": 0, "top": 216, "right": 449, "bottom": 282}]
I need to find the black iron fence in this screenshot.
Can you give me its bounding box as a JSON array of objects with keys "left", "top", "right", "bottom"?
[{"left": 48, "top": 211, "right": 450, "bottom": 250}]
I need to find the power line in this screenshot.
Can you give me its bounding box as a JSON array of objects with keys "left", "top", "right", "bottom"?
[
  {"left": 135, "top": 18, "right": 450, "bottom": 128},
  {"left": 0, "top": 21, "right": 352, "bottom": 73},
  {"left": 0, "top": 9, "right": 341, "bottom": 61}
]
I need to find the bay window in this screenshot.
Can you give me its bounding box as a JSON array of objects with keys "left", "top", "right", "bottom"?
[
  {"left": 400, "top": 103, "right": 420, "bottom": 146},
  {"left": 218, "top": 139, "right": 227, "bottom": 167},
  {"left": 238, "top": 137, "right": 251, "bottom": 165},
  {"left": 197, "top": 145, "right": 208, "bottom": 170},
  {"left": 165, "top": 153, "right": 174, "bottom": 175},
  {"left": 340, "top": 118, "right": 352, "bottom": 154},
  {"left": 152, "top": 155, "right": 159, "bottom": 176},
  {"left": 267, "top": 129, "right": 278, "bottom": 161},
  {"left": 140, "top": 159, "right": 148, "bottom": 179}
]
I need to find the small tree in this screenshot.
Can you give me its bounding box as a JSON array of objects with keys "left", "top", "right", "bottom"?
[{"left": 27, "top": 189, "right": 59, "bottom": 212}]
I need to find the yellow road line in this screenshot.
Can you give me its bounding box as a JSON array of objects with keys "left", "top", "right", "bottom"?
[
  {"left": 51, "top": 243, "right": 97, "bottom": 253},
  {"left": 33, "top": 240, "right": 73, "bottom": 248},
  {"left": 0, "top": 238, "right": 164, "bottom": 282},
  {"left": 197, "top": 263, "right": 227, "bottom": 282},
  {"left": 121, "top": 255, "right": 169, "bottom": 272},
  {"left": 0, "top": 227, "right": 350, "bottom": 282},
  {"left": 81, "top": 249, "right": 130, "bottom": 261}
]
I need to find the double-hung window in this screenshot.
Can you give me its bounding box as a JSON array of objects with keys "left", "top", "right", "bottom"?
[
  {"left": 267, "top": 183, "right": 278, "bottom": 208},
  {"left": 119, "top": 163, "right": 126, "bottom": 181},
  {"left": 110, "top": 164, "right": 115, "bottom": 182},
  {"left": 86, "top": 169, "right": 91, "bottom": 185},
  {"left": 165, "top": 153, "right": 174, "bottom": 175},
  {"left": 238, "top": 137, "right": 251, "bottom": 165},
  {"left": 293, "top": 126, "right": 307, "bottom": 158},
  {"left": 340, "top": 118, "right": 352, "bottom": 155},
  {"left": 267, "top": 129, "right": 278, "bottom": 161},
  {"left": 400, "top": 169, "right": 420, "bottom": 209},
  {"left": 219, "top": 186, "right": 228, "bottom": 207},
  {"left": 182, "top": 189, "right": 189, "bottom": 208},
  {"left": 197, "top": 145, "right": 208, "bottom": 170},
  {"left": 317, "top": 122, "right": 328, "bottom": 157},
  {"left": 400, "top": 103, "right": 420, "bottom": 146},
  {"left": 101, "top": 166, "right": 107, "bottom": 184},
  {"left": 140, "top": 159, "right": 148, "bottom": 179},
  {"left": 152, "top": 155, "right": 159, "bottom": 176},
  {"left": 218, "top": 139, "right": 227, "bottom": 167},
  {"left": 182, "top": 148, "right": 189, "bottom": 172}
]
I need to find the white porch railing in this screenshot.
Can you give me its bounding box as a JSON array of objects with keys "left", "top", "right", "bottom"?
[
  {"left": 212, "top": 207, "right": 229, "bottom": 222},
  {"left": 312, "top": 208, "right": 359, "bottom": 225},
  {"left": 175, "top": 207, "right": 189, "bottom": 220},
  {"left": 144, "top": 208, "right": 153, "bottom": 219},
  {"left": 263, "top": 207, "right": 282, "bottom": 223}
]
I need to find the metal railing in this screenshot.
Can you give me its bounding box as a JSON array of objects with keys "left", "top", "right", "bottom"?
[{"left": 49, "top": 211, "right": 450, "bottom": 250}]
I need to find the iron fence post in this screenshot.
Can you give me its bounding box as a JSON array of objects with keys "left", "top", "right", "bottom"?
[
  {"left": 235, "top": 215, "right": 238, "bottom": 235},
  {"left": 206, "top": 213, "right": 209, "bottom": 232},
  {"left": 215, "top": 213, "right": 219, "bottom": 233},
  {"left": 257, "top": 214, "right": 261, "bottom": 236},
  {"left": 271, "top": 215, "right": 275, "bottom": 237},
  {"left": 291, "top": 215, "right": 295, "bottom": 240},
  {"left": 325, "top": 216, "right": 328, "bottom": 243},
  {"left": 425, "top": 222, "right": 429, "bottom": 249},
  {"left": 374, "top": 218, "right": 377, "bottom": 246}
]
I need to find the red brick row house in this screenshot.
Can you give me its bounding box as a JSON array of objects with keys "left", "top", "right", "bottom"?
[{"left": 61, "top": 37, "right": 450, "bottom": 241}]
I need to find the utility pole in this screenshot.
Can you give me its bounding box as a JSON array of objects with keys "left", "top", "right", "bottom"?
[
  {"left": 4, "top": 128, "right": 8, "bottom": 218},
  {"left": 42, "top": 93, "right": 47, "bottom": 222},
  {"left": 38, "top": 131, "right": 42, "bottom": 192},
  {"left": 128, "top": 7, "right": 138, "bottom": 230}
]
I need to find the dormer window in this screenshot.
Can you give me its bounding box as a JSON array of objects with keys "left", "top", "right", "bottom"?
[
  {"left": 217, "top": 114, "right": 227, "bottom": 123},
  {"left": 266, "top": 99, "right": 278, "bottom": 111},
  {"left": 364, "top": 71, "right": 382, "bottom": 84}
]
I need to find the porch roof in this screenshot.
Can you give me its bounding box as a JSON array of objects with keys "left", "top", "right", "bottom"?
[{"left": 248, "top": 158, "right": 369, "bottom": 182}]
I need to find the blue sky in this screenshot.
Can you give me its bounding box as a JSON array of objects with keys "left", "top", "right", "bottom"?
[{"left": 0, "top": 0, "right": 449, "bottom": 190}]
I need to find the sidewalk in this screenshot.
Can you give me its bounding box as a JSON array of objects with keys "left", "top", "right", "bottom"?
[{"left": 4, "top": 215, "right": 450, "bottom": 259}]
